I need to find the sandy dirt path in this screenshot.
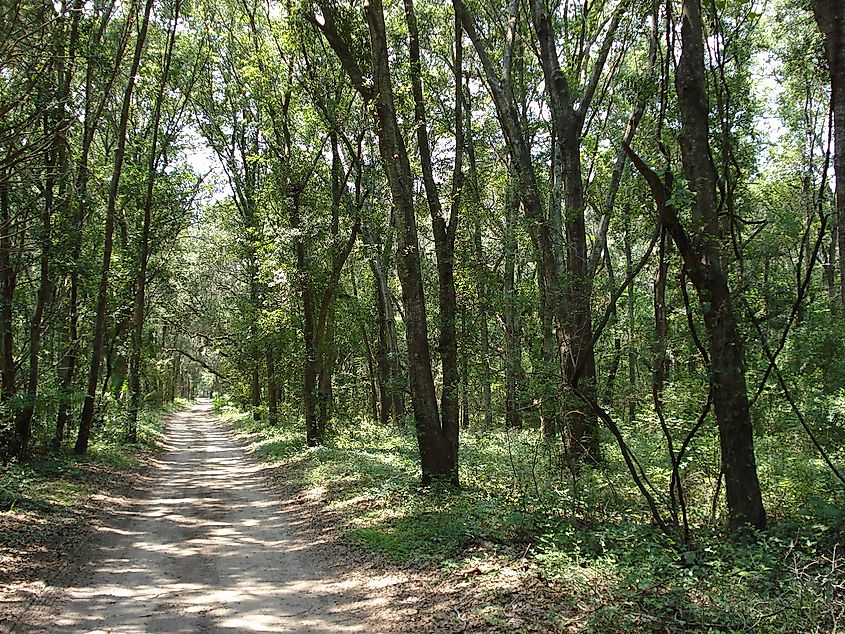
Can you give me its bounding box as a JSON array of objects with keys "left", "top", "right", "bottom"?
[{"left": 14, "top": 402, "right": 396, "bottom": 633}]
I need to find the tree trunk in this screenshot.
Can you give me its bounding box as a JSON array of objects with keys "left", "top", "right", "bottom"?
[
  {"left": 266, "top": 347, "right": 278, "bottom": 425},
  {"left": 314, "top": 0, "right": 459, "bottom": 485},
  {"left": 626, "top": 0, "right": 766, "bottom": 531},
  {"left": 0, "top": 180, "right": 16, "bottom": 411},
  {"left": 624, "top": 219, "right": 637, "bottom": 422},
  {"left": 460, "top": 308, "right": 471, "bottom": 429},
  {"left": 171, "top": 351, "right": 181, "bottom": 402},
  {"left": 127, "top": 0, "right": 180, "bottom": 442},
  {"left": 529, "top": 0, "right": 615, "bottom": 462},
  {"left": 602, "top": 245, "right": 623, "bottom": 405},
  {"left": 370, "top": 256, "right": 404, "bottom": 424},
  {"left": 76, "top": 0, "right": 154, "bottom": 454},
  {"left": 464, "top": 79, "right": 502, "bottom": 429},
  {"left": 13, "top": 109, "right": 54, "bottom": 457},
  {"left": 360, "top": 321, "right": 379, "bottom": 422},
  {"left": 503, "top": 189, "right": 523, "bottom": 430},
  {"left": 652, "top": 229, "right": 670, "bottom": 409},
  {"left": 250, "top": 366, "right": 261, "bottom": 421},
  {"left": 403, "top": 0, "right": 462, "bottom": 481},
  {"left": 538, "top": 270, "right": 560, "bottom": 439},
  {"left": 459, "top": 1, "right": 609, "bottom": 458},
  {"left": 316, "top": 304, "right": 336, "bottom": 437},
  {"left": 814, "top": 0, "right": 845, "bottom": 314},
  {"left": 474, "top": 220, "right": 493, "bottom": 428},
  {"left": 56, "top": 0, "right": 110, "bottom": 445},
  {"left": 675, "top": 0, "right": 765, "bottom": 531}
]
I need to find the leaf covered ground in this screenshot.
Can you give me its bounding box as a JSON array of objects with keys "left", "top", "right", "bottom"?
[
  {"left": 0, "top": 405, "right": 171, "bottom": 631},
  {"left": 0, "top": 452, "right": 151, "bottom": 630}
]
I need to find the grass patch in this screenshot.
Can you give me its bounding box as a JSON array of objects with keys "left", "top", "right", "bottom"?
[
  {"left": 228, "top": 409, "right": 845, "bottom": 632},
  {"left": 228, "top": 410, "right": 508, "bottom": 561}
]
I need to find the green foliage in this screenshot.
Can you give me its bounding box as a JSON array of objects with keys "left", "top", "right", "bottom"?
[
  {"left": 233, "top": 410, "right": 845, "bottom": 632},
  {"left": 1, "top": 399, "right": 174, "bottom": 515}
]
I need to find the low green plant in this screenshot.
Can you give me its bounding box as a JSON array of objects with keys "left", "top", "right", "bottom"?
[{"left": 227, "top": 408, "right": 845, "bottom": 632}]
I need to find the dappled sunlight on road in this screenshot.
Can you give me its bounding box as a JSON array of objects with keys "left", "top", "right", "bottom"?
[{"left": 23, "top": 401, "right": 385, "bottom": 633}]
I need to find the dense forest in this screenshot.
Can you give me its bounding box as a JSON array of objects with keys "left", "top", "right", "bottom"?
[{"left": 2, "top": 0, "right": 845, "bottom": 628}]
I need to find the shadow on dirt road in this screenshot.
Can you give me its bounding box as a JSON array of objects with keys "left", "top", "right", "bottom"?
[{"left": 15, "top": 401, "right": 392, "bottom": 633}]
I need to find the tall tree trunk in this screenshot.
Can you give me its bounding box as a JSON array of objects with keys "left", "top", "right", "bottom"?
[
  {"left": 250, "top": 365, "right": 261, "bottom": 421},
  {"left": 314, "top": 0, "right": 459, "bottom": 485},
  {"left": 828, "top": 212, "right": 839, "bottom": 314},
  {"left": 624, "top": 219, "right": 637, "bottom": 422},
  {"left": 47, "top": 0, "right": 82, "bottom": 450},
  {"left": 466, "top": 127, "right": 492, "bottom": 427},
  {"left": 602, "top": 245, "right": 623, "bottom": 405},
  {"left": 652, "top": 229, "right": 670, "bottom": 408},
  {"left": 457, "top": 2, "right": 564, "bottom": 441},
  {"left": 289, "top": 185, "right": 318, "bottom": 443},
  {"left": 538, "top": 270, "right": 560, "bottom": 439},
  {"left": 627, "top": 0, "right": 766, "bottom": 531},
  {"left": 370, "top": 256, "right": 404, "bottom": 424},
  {"left": 474, "top": 220, "right": 493, "bottom": 428},
  {"left": 266, "top": 347, "right": 278, "bottom": 425},
  {"left": 675, "top": 0, "right": 765, "bottom": 531},
  {"left": 56, "top": 0, "right": 116, "bottom": 446},
  {"left": 0, "top": 179, "right": 16, "bottom": 413},
  {"left": 360, "top": 321, "right": 379, "bottom": 422},
  {"left": 503, "top": 188, "right": 523, "bottom": 430},
  {"left": 316, "top": 305, "right": 336, "bottom": 437},
  {"left": 528, "top": 0, "right": 619, "bottom": 462},
  {"left": 501, "top": 0, "right": 525, "bottom": 431},
  {"left": 13, "top": 110, "right": 54, "bottom": 457},
  {"left": 814, "top": 0, "right": 845, "bottom": 313},
  {"left": 460, "top": 308, "right": 471, "bottom": 429},
  {"left": 76, "top": 0, "right": 154, "bottom": 454},
  {"left": 171, "top": 350, "right": 181, "bottom": 402},
  {"left": 403, "top": 0, "right": 462, "bottom": 480},
  {"left": 127, "top": 0, "right": 181, "bottom": 442}
]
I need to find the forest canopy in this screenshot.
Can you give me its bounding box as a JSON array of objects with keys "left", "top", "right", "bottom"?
[{"left": 1, "top": 0, "right": 845, "bottom": 590}]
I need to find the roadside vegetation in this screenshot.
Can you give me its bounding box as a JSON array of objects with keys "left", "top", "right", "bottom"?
[
  {"left": 226, "top": 403, "right": 845, "bottom": 633},
  {"left": 0, "top": 400, "right": 182, "bottom": 625},
  {"left": 3, "top": 0, "right": 845, "bottom": 630}
]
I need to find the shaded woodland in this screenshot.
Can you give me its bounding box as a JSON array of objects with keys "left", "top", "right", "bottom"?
[{"left": 2, "top": 0, "right": 845, "bottom": 627}]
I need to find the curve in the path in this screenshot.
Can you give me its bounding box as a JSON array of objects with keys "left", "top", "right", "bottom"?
[{"left": 19, "top": 402, "right": 388, "bottom": 633}]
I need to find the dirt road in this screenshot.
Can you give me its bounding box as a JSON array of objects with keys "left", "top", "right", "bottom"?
[{"left": 14, "top": 402, "right": 396, "bottom": 633}]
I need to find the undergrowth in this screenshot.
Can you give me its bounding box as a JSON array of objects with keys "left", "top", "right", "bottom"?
[
  {"left": 0, "top": 399, "right": 183, "bottom": 514},
  {"left": 227, "top": 404, "right": 845, "bottom": 633}
]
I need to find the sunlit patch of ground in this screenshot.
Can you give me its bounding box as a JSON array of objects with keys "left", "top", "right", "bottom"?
[{"left": 8, "top": 403, "right": 401, "bottom": 633}]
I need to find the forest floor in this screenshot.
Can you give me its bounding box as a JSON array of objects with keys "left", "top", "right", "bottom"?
[
  {"left": 1, "top": 402, "right": 558, "bottom": 633},
  {"left": 5, "top": 404, "right": 843, "bottom": 632}
]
